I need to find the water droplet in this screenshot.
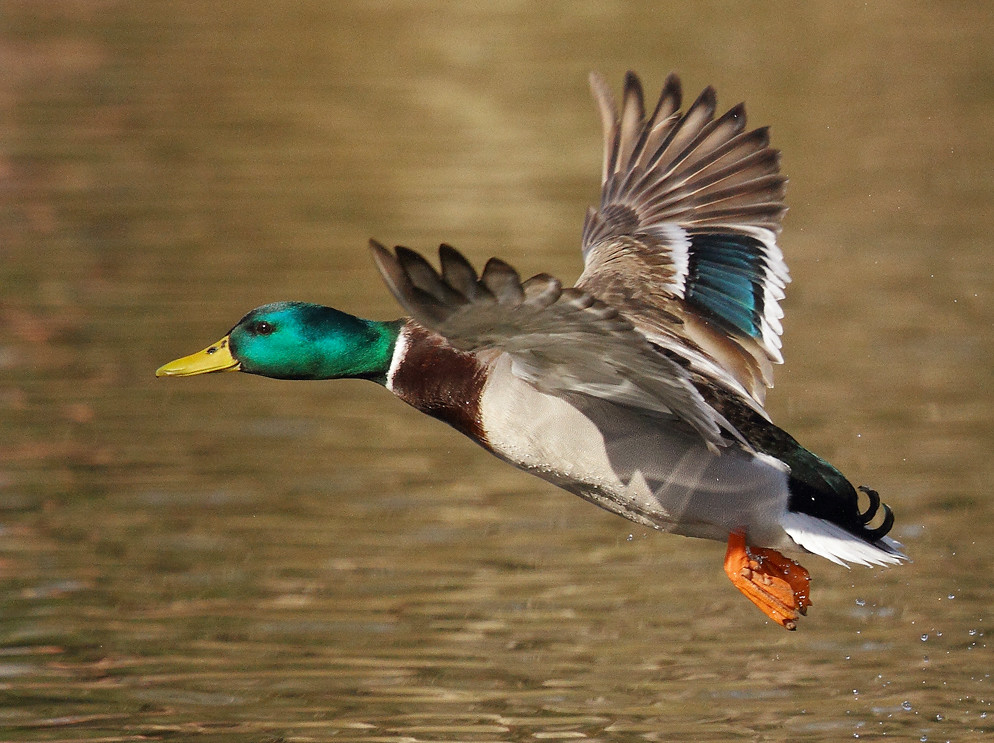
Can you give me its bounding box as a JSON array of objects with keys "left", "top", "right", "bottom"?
[
  {"left": 902, "top": 701, "right": 913, "bottom": 711},
  {"left": 856, "top": 598, "right": 866, "bottom": 607},
  {"left": 921, "top": 634, "right": 929, "bottom": 642},
  {"left": 947, "top": 594, "right": 955, "bottom": 600},
  {"left": 626, "top": 534, "right": 633, "bottom": 542},
  {"left": 969, "top": 629, "right": 978, "bottom": 636}
]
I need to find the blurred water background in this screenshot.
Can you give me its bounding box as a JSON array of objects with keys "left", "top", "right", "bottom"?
[{"left": 2, "top": 2, "right": 993, "bottom": 741}]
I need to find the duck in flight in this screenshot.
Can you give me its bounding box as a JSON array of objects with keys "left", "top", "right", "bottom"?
[{"left": 157, "top": 71, "right": 906, "bottom": 629}]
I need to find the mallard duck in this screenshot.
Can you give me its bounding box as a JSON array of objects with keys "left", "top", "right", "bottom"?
[{"left": 157, "top": 71, "right": 906, "bottom": 629}]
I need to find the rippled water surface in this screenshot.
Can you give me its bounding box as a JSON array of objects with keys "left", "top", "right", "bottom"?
[{"left": 3, "top": 2, "right": 994, "bottom": 741}]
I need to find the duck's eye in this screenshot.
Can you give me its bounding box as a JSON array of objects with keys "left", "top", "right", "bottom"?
[{"left": 249, "top": 321, "right": 274, "bottom": 336}]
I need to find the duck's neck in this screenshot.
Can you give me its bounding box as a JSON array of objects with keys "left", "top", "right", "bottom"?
[{"left": 331, "top": 316, "right": 405, "bottom": 384}]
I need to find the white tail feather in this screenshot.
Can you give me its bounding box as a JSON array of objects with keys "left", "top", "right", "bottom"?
[{"left": 781, "top": 511, "right": 908, "bottom": 568}]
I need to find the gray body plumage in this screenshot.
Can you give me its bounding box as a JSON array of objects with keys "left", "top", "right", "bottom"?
[{"left": 478, "top": 352, "right": 793, "bottom": 548}]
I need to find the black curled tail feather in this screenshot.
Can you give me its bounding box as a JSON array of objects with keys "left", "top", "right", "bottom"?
[
  {"left": 857, "top": 486, "right": 896, "bottom": 541},
  {"left": 784, "top": 461, "right": 900, "bottom": 547}
]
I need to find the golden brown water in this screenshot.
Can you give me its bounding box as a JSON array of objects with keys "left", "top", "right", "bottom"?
[{"left": 2, "top": 2, "right": 993, "bottom": 741}]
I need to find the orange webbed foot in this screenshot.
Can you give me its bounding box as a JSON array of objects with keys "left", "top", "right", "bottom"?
[{"left": 723, "top": 530, "right": 812, "bottom": 630}]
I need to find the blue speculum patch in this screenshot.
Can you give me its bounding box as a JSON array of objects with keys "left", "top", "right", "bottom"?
[{"left": 685, "top": 233, "right": 768, "bottom": 339}]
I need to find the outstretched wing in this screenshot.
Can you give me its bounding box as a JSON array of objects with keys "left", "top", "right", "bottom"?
[
  {"left": 579, "top": 71, "right": 790, "bottom": 410},
  {"left": 371, "top": 240, "right": 741, "bottom": 450}
]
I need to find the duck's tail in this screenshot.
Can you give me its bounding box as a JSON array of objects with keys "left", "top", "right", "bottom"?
[
  {"left": 781, "top": 508, "right": 908, "bottom": 567},
  {"left": 740, "top": 415, "right": 909, "bottom": 568}
]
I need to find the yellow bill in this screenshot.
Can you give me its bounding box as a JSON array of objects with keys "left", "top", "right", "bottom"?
[{"left": 156, "top": 336, "right": 240, "bottom": 377}]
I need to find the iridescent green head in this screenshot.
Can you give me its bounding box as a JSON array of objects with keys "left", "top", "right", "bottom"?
[{"left": 156, "top": 302, "right": 401, "bottom": 383}]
